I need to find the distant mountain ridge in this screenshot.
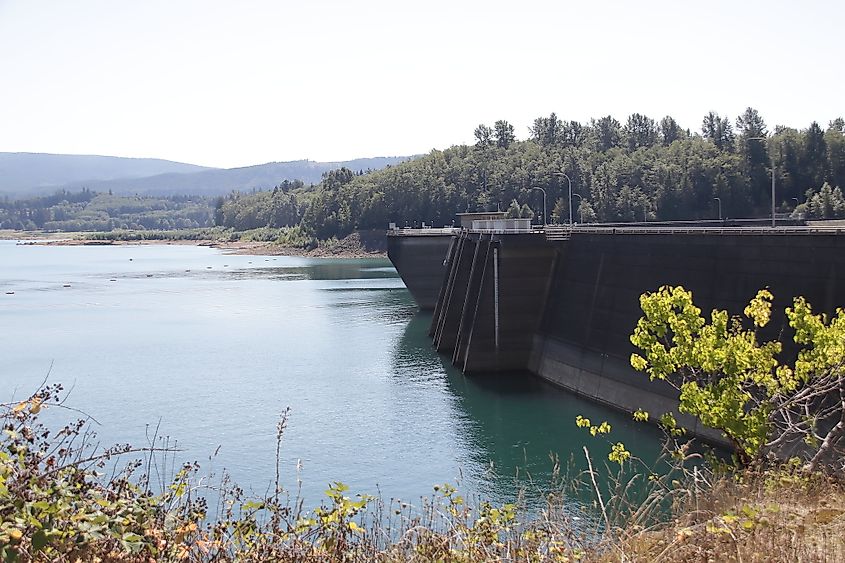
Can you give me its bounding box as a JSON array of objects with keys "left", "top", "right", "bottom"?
[
  {"left": 56, "top": 157, "right": 414, "bottom": 197},
  {"left": 0, "top": 153, "right": 415, "bottom": 197},
  {"left": 0, "top": 152, "right": 214, "bottom": 196}
]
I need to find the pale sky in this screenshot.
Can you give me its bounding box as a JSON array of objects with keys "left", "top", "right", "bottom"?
[{"left": 0, "top": 0, "right": 842, "bottom": 169}]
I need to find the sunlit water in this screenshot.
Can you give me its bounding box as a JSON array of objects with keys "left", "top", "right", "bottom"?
[{"left": 0, "top": 240, "right": 662, "bottom": 510}]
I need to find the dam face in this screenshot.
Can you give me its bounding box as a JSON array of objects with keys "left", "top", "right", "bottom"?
[
  {"left": 428, "top": 231, "right": 557, "bottom": 372},
  {"left": 386, "top": 230, "right": 455, "bottom": 310},
  {"left": 388, "top": 225, "right": 845, "bottom": 444}
]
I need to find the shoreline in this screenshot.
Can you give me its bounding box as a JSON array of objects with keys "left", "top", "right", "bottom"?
[{"left": 3, "top": 233, "right": 387, "bottom": 259}]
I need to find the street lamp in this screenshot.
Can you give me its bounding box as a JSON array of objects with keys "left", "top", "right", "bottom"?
[
  {"left": 713, "top": 197, "right": 722, "bottom": 221},
  {"left": 554, "top": 172, "right": 574, "bottom": 226},
  {"left": 529, "top": 186, "right": 547, "bottom": 226},
  {"left": 748, "top": 136, "right": 776, "bottom": 228},
  {"left": 571, "top": 193, "right": 583, "bottom": 224}
]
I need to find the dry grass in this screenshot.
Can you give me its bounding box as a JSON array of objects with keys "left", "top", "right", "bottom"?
[{"left": 601, "top": 468, "right": 845, "bottom": 563}]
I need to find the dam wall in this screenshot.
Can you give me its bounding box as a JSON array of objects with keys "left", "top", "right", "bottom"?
[
  {"left": 386, "top": 230, "right": 455, "bottom": 310},
  {"left": 429, "top": 231, "right": 557, "bottom": 372},
  {"left": 389, "top": 226, "right": 845, "bottom": 445},
  {"left": 533, "top": 230, "right": 845, "bottom": 443}
]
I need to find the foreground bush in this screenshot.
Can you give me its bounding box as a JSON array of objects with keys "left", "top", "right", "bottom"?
[
  {"left": 4, "top": 385, "right": 843, "bottom": 561},
  {"left": 1, "top": 385, "right": 601, "bottom": 561}
]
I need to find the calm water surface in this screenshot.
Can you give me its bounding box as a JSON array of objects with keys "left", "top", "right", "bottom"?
[{"left": 0, "top": 240, "right": 661, "bottom": 508}]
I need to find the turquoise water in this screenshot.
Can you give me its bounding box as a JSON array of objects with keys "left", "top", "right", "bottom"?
[{"left": 0, "top": 240, "right": 661, "bottom": 508}]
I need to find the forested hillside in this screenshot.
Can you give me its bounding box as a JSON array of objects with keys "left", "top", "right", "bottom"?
[
  {"left": 0, "top": 153, "right": 414, "bottom": 198},
  {"left": 58, "top": 157, "right": 414, "bottom": 197},
  {"left": 7, "top": 109, "right": 845, "bottom": 242},
  {"left": 0, "top": 190, "right": 213, "bottom": 231},
  {"left": 218, "top": 108, "right": 845, "bottom": 239}
]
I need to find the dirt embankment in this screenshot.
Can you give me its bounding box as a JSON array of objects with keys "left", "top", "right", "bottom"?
[{"left": 212, "top": 231, "right": 387, "bottom": 258}]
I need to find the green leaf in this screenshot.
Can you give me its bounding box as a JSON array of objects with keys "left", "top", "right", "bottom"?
[{"left": 31, "top": 530, "right": 48, "bottom": 551}]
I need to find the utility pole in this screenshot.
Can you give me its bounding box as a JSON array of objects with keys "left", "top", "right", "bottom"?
[
  {"left": 572, "top": 193, "right": 583, "bottom": 223},
  {"left": 530, "top": 186, "right": 547, "bottom": 226}
]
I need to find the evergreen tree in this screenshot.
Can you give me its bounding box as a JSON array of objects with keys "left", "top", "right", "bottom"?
[
  {"left": 806, "top": 182, "right": 845, "bottom": 219},
  {"left": 736, "top": 107, "right": 767, "bottom": 139},
  {"left": 529, "top": 113, "right": 563, "bottom": 146},
  {"left": 659, "top": 116, "right": 682, "bottom": 146},
  {"left": 802, "top": 121, "right": 827, "bottom": 189},
  {"left": 519, "top": 203, "right": 534, "bottom": 219},
  {"left": 735, "top": 108, "right": 770, "bottom": 206},
  {"left": 577, "top": 200, "right": 597, "bottom": 223},
  {"left": 702, "top": 111, "right": 735, "bottom": 151},
  {"left": 561, "top": 120, "right": 587, "bottom": 147},
  {"left": 493, "top": 120, "right": 516, "bottom": 148},
  {"left": 624, "top": 113, "right": 658, "bottom": 151},
  {"left": 322, "top": 167, "right": 355, "bottom": 191},
  {"left": 505, "top": 199, "right": 521, "bottom": 218},
  {"left": 825, "top": 120, "right": 845, "bottom": 189},
  {"left": 771, "top": 127, "right": 804, "bottom": 203},
  {"left": 594, "top": 115, "right": 622, "bottom": 151},
  {"left": 474, "top": 124, "right": 494, "bottom": 148}
]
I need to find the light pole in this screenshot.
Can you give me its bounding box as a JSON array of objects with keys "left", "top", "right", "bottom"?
[
  {"left": 530, "top": 186, "right": 547, "bottom": 226},
  {"left": 554, "top": 172, "right": 574, "bottom": 226},
  {"left": 571, "top": 193, "right": 583, "bottom": 224},
  {"left": 713, "top": 197, "right": 722, "bottom": 221},
  {"left": 748, "top": 136, "right": 776, "bottom": 228}
]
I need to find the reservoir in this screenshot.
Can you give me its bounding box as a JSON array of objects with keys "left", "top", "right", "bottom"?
[{"left": 0, "top": 240, "right": 660, "bottom": 509}]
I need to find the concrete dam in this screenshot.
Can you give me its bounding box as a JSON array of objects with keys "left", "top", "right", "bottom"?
[{"left": 387, "top": 222, "right": 845, "bottom": 443}]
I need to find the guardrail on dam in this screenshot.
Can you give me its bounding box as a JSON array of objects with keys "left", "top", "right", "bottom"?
[{"left": 387, "top": 224, "right": 845, "bottom": 444}]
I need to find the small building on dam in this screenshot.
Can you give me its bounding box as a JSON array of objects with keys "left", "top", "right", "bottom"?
[{"left": 387, "top": 218, "right": 845, "bottom": 444}]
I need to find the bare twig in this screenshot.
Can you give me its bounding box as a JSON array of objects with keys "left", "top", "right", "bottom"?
[{"left": 583, "top": 446, "right": 609, "bottom": 532}]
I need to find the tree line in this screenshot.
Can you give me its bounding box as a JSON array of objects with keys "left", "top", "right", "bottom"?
[
  {"left": 7, "top": 109, "right": 845, "bottom": 240},
  {"left": 216, "top": 108, "right": 845, "bottom": 239},
  {"left": 0, "top": 190, "right": 214, "bottom": 231}
]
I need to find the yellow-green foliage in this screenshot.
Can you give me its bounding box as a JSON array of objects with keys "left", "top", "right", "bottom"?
[{"left": 629, "top": 285, "right": 845, "bottom": 465}]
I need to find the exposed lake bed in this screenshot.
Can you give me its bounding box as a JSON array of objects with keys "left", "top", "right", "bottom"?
[{"left": 2, "top": 229, "right": 388, "bottom": 259}]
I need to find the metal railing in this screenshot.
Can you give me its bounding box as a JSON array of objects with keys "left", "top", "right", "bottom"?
[
  {"left": 544, "top": 226, "right": 572, "bottom": 240},
  {"left": 387, "top": 224, "right": 845, "bottom": 240},
  {"left": 544, "top": 224, "right": 845, "bottom": 239},
  {"left": 387, "top": 227, "right": 460, "bottom": 236}
]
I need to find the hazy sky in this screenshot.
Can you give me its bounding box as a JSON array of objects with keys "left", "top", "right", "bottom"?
[{"left": 0, "top": 0, "right": 841, "bottom": 168}]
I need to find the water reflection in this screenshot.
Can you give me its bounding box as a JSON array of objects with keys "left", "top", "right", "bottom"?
[
  {"left": 228, "top": 261, "right": 401, "bottom": 282},
  {"left": 391, "top": 312, "right": 667, "bottom": 507},
  {"left": 109, "top": 259, "right": 402, "bottom": 284}
]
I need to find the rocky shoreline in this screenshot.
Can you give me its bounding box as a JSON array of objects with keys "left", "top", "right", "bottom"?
[{"left": 4, "top": 231, "right": 388, "bottom": 259}]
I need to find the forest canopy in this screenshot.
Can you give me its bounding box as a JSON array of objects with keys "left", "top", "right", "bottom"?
[
  {"left": 6, "top": 109, "right": 845, "bottom": 242},
  {"left": 0, "top": 190, "right": 214, "bottom": 232},
  {"left": 218, "top": 108, "right": 845, "bottom": 239}
]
